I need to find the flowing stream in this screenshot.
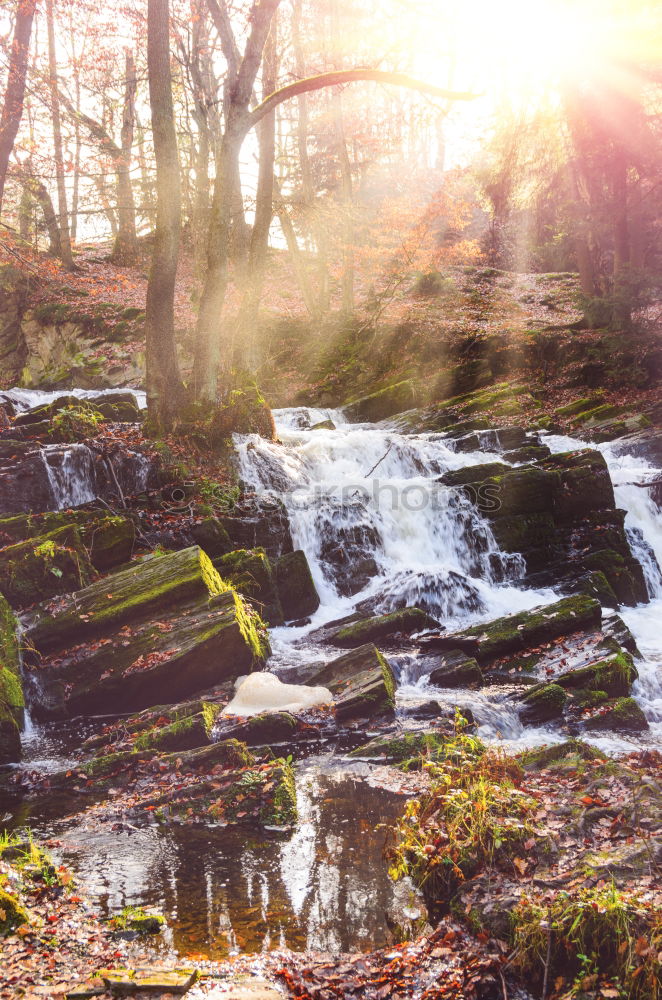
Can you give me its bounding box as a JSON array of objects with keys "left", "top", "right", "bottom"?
[
  {"left": 236, "top": 407, "right": 662, "bottom": 752},
  {"left": 3, "top": 396, "right": 661, "bottom": 962}
]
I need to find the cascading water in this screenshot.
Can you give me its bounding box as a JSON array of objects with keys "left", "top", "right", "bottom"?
[
  {"left": 237, "top": 409, "right": 662, "bottom": 749},
  {"left": 42, "top": 444, "right": 98, "bottom": 509}
]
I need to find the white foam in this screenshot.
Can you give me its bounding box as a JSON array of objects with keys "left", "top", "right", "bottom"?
[{"left": 222, "top": 672, "right": 333, "bottom": 717}]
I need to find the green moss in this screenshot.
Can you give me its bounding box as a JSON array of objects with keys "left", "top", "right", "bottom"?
[
  {"left": 583, "top": 696, "right": 648, "bottom": 732},
  {"left": 109, "top": 906, "right": 165, "bottom": 935},
  {"left": 134, "top": 703, "right": 220, "bottom": 752},
  {"left": 571, "top": 402, "right": 622, "bottom": 426},
  {"left": 554, "top": 393, "right": 605, "bottom": 417},
  {"left": 261, "top": 760, "right": 297, "bottom": 826},
  {"left": 0, "top": 666, "right": 24, "bottom": 712},
  {"left": 0, "top": 524, "right": 94, "bottom": 606},
  {"left": 0, "top": 592, "right": 19, "bottom": 673},
  {"left": 518, "top": 739, "right": 607, "bottom": 770},
  {"left": 520, "top": 683, "right": 567, "bottom": 722},
  {"left": 0, "top": 887, "right": 29, "bottom": 936},
  {"left": 214, "top": 548, "right": 283, "bottom": 626},
  {"left": 332, "top": 607, "right": 437, "bottom": 648},
  {"left": 557, "top": 652, "right": 637, "bottom": 697}
]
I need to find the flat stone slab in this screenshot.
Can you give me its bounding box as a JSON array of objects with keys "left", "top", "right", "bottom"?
[{"left": 98, "top": 967, "right": 198, "bottom": 995}]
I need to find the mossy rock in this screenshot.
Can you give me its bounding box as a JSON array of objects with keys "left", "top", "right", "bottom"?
[
  {"left": 554, "top": 394, "right": 605, "bottom": 418},
  {"left": 0, "top": 591, "right": 19, "bottom": 674},
  {"left": 439, "top": 462, "right": 510, "bottom": 488},
  {"left": 310, "top": 643, "right": 396, "bottom": 720},
  {"left": 329, "top": 606, "right": 437, "bottom": 648},
  {"left": 428, "top": 650, "right": 483, "bottom": 687},
  {"left": 581, "top": 696, "right": 649, "bottom": 733},
  {"left": 0, "top": 524, "right": 94, "bottom": 607},
  {"left": 213, "top": 547, "right": 284, "bottom": 626},
  {"left": 134, "top": 703, "right": 221, "bottom": 752},
  {"left": 25, "top": 547, "right": 269, "bottom": 717},
  {"left": 109, "top": 906, "right": 165, "bottom": 935},
  {"left": 437, "top": 595, "right": 602, "bottom": 665},
  {"left": 582, "top": 548, "right": 648, "bottom": 606},
  {"left": 556, "top": 652, "right": 637, "bottom": 698},
  {"left": 191, "top": 516, "right": 233, "bottom": 558},
  {"left": 571, "top": 402, "right": 622, "bottom": 427},
  {"left": 343, "top": 379, "right": 418, "bottom": 422},
  {"left": 350, "top": 729, "right": 467, "bottom": 770},
  {"left": 501, "top": 445, "right": 551, "bottom": 464},
  {"left": 489, "top": 512, "right": 556, "bottom": 564},
  {"left": 542, "top": 450, "right": 615, "bottom": 518},
  {"left": 275, "top": 549, "right": 320, "bottom": 620},
  {"left": 0, "top": 887, "right": 29, "bottom": 936},
  {"left": 310, "top": 419, "right": 336, "bottom": 431},
  {"left": 518, "top": 738, "right": 607, "bottom": 770},
  {"left": 0, "top": 510, "right": 134, "bottom": 572},
  {"left": 519, "top": 683, "right": 567, "bottom": 723}
]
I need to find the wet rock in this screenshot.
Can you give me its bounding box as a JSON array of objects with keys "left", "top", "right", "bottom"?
[
  {"left": 422, "top": 595, "right": 602, "bottom": 665},
  {"left": 190, "top": 515, "right": 233, "bottom": 557},
  {"left": 310, "top": 419, "right": 336, "bottom": 431},
  {"left": 428, "top": 650, "right": 483, "bottom": 687},
  {"left": 0, "top": 593, "right": 21, "bottom": 764},
  {"left": 0, "top": 524, "right": 94, "bottom": 607},
  {"left": 219, "top": 495, "right": 293, "bottom": 560},
  {"left": 542, "top": 449, "right": 615, "bottom": 519},
  {"left": 310, "top": 643, "right": 396, "bottom": 720},
  {"left": 582, "top": 548, "right": 648, "bottom": 606},
  {"left": 556, "top": 651, "right": 637, "bottom": 697},
  {"left": 400, "top": 700, "right": 444, "bottom": 719},
  {"left": 438, "top": 462, "right": 510, "bottom": 488},
  {"left": 343, "top": 379, "right": 418, "bottom": 422},
  {"left": 519, "top": 683, "right": 567, "bottom": 723},
  {"left": 0, "top": 441, "right": 56, "bottom": 513},
  {"left": 24, "top": 546, "right": 269, "bottom": 717},
  {"left": 97, "top": 967, "right": 198, "bottom": 995},
  {"left": 214, "top": 547, "right": 284, "bottom": 626},
  {"left": 275, "top": 549, "right": 320, "bottom": 619},
  {"left": 581, "top": 696, "right": 649, "bottom": 732},
  {"left": 329, "top": 607, "right": 438, "bottom": 648}
]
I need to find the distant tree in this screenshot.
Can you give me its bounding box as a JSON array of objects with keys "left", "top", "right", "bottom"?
[
  {"left": 0, "top": 0, "right": 37, "bottom": 216},
  {"left": 145, "top": 0, "right": 185, "bottom": 429}
]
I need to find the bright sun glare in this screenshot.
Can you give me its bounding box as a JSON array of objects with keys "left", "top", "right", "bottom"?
[{"left": 421, "top": 0, "right": 644, "bottom": 105}]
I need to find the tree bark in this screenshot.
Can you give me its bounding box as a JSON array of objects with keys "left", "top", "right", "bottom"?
[
  {"left": 112, "top": 49, "right": 138, "bottom": 262},
  {"left": 237, "top": 10, "right": 278, "bottom": 368},
  {"left": 46, "top": 0, "right": 75, "bottom": 268},
  {"left": 0, "top": 0, "right": 37, "bottom": 216},
  {"left": 145, "top": 0, "right": 185, "bottom": 429}
]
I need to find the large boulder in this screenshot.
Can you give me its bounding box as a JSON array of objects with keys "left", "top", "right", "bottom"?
[
  {"left": 0, "top": 592, "right": 22, "bottom": 764},
  {"left": 309, "top": 643, "right": 396, "bottom": 720},
  {"left": 343, "top": 380, "right": 418, "bottom": 422},
  {"left": 23, "top": 546, "right": 269, "bottom": 717},
  {"left": 274, "top": 549, "right": 320, "bottom": 619},
  {"left": 213, "top": 547, "right": 284, "bottom": 626},
  {"left": 422, "top": 595, "right": 602, "bottom": 665},
  {"left": 0, "top": 510, "right": 135, "bottom": 571},
  {"left": 0, "top": 524, "right": 94, "bottom": 607},
  {"left": 329, "top": 606, "right": 438, "bottom": 648}
]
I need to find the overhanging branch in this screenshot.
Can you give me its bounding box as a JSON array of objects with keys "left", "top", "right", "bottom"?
[{"left": 246, "top": 69, "right": 479, "bottom": 130}]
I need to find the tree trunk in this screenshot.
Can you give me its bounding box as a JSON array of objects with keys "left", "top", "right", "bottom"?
[
  {"left": 0, "top": 0, "right": 37, "bottom": 216},
  {"left": 46, "top": 0, "right": 74, "bottom": 268},
  {"left": 237, "top": 12, "right": 278, "bottom": 369},
  {"left": 333, "top": 89, "right": 355, "bottom": 315},
  {"left": 112, "top": 49, "right": 139, "bottom": 263},
  {"left": 70, "top": 78, "right": 82, "bottom": 242},
  {"left": 274, "top": 177, "right": 318, "bottom": 318},
  {"left": 611, "top": 144, "right": 630, "bottom": 329},
  {"left": 145, "top": 0, "right": 185, "bottom": 429}
]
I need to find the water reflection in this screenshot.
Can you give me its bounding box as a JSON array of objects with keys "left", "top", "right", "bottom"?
[{"left": 29, "top": 758, "right": 405, "bottom": 959}]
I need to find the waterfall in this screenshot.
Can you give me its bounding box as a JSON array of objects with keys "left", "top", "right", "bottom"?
[
  {"left": 237, "top": 410, "right": 662, "bottom": 748},
  {"left": 42, "top": 444, "right": 98, "bottom": 509},
  {"left": 236, "top": 408, "right": 532, "bottom": 622}
]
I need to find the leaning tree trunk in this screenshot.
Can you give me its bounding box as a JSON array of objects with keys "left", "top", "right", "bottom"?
[
  {"left": 46, "top": 0, "right": 74, "bottom": 268},
  {"left": 0, "top": 0, "right": 37, "bottom": 216},
  {"left": 145, "top": 0, "right": 185, "bottom": 429}
]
